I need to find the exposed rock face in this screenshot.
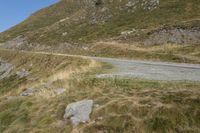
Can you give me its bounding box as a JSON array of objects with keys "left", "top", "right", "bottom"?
[
  {"left": 0, "top": 0, "right": 161, "bottom": 50},
  {"left": 64, "top": 100, "right": 93, "bottom": 125},
  {"left": 144, "top": 27, "right": 200, "bottom": 45},
  {"left": 123, "top": 0, "right": 159, "bottom": 11},
  {"left": 87, "top": 0, "right": 159, "bottom": 23},
  {"left": 119, "top": 27, "right": 200, "bottom": 45},
  {"left": 0, "top": 61, "right": 14, "bottom": 80},
  {"left": 0, "top": 36, "right": 30, "bottom": 50}
]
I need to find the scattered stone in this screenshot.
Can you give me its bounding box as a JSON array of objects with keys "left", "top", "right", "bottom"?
[
  {"left": 0, "top": 36, "right": 31, "bottom": 49},
  {"left": 144, "top": 27, "right": 200, "bottom": 45},
  {"left": 16, "top": 69, "right": 29, "bottom": 78},
  {"left": 96, "top": 74, "right": 116, "bottom": 78},
  {"left": 64, "top": 100, "right": 93, "bottom": 125},
  {"left": 59, "top": 17, "right": 69, "bottom": 23},
  {"left": 121, "top": 29, "right": 137, "bottom": 36},
  {"left": 62, "top": 32, "right": 68, "bottom": 36},
  {"left": 54, "top": 88, "right": 66, "bottom": 95},
  {"left": 143, "top": 0, "right": 159, "bottom": 10},
  {"left": 0, "top": 61, "right": 14, "bottom": 80},
  {"left": 20, "top": 88, "right": 37, "bottom": 96},
  {"left": 27, "top": 76, "right": 39, "bottom": 81},
  {"left": 94, "top": 104, "right": 100, "bottom": 108},
  {"left": 123, "top": 0, "right": 159, "bottom": 12},
  {"left": 42, "top": 82, "right": 52, "bottom": 89},
  {"left": 83, "top": 46, "right": 89, "bottom": 50},
  {"left": 97, "top": 116, "right": 103, "bottom": 120}
]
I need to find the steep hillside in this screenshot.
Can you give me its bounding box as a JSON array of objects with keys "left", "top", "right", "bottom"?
[
  {"left": 0, "top": 0, "right": 200, "bottom": 62},
  {"left": 1, "top": 1, "right": 200, "bottom": 132}
]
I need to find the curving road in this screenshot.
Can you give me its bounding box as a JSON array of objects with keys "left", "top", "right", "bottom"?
[
  {"left": 32, "top": 51, "right": 200, "bottom": 81},
  {"left": 91, "top": 57, "right": 200, "bottom": 81},
  {"left": 1, "top": 49, "right": 200, "bottom": 81}
]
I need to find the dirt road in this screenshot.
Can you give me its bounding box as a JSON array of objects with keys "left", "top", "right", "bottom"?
[
  {"left": 1, "top": 49, "right": 200, "bottom": 81},
  {"left": 91, "top": 57, "right": 200, "bottom": 81}
]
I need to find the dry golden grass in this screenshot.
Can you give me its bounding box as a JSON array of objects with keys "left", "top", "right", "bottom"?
[
  {"left": 94, "top": 41, "right": 182, "bottom": 52},
  {"left": 0, "top": 49, "right": 200, "bottom": 133},
  {"left": 91, "top": 41, "right": 200, "bottom": 63},
  {"left": 0, "top": 49, "right": 100, "bottom": 98}
]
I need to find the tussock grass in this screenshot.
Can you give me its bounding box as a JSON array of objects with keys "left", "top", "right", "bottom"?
[
  {"left": 0, "top": 49, "right": 100, "bottom": 99},
  {"left": 0, "top": 50, "right": 200, "bottom": 133},
  {"left": 90, "top": 41, "right": 200, "bottom": 63},
  {"left": 70, "top": 77, "right": 200, "bottom": 133}
]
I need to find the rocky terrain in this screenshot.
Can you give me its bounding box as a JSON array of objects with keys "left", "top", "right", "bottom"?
[
  {"left": 0, "top": 60, "right": 14, "bottom": 80},
  {"left": 0, "top": 0, "right": 199, "bottom": 54},
  {"left": 0, "top": 0, "right": 200, "bottom": 133},
  {"left": 0, "top": 0, "right": 199, "bottom": 64},
  {"left": 0, "top": 49, "right": 200, "bottom": 133}
]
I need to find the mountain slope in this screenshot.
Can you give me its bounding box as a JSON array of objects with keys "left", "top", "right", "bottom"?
[
  {"left": 0, "top": 0, "right": 200, "bottom": 62},
  {"left": 1, "top": 49, "right": 200, "bottom": 133}
]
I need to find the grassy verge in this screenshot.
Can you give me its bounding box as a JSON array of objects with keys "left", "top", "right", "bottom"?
[
  {"left": 87, "top": 42, "right": 200, "bottom": 64},
  {"left": 60, "top": 74, "right": 200, "bottom": 133},
  {"left": 1, "top": 75, "right": 200, "bottom": 133}
]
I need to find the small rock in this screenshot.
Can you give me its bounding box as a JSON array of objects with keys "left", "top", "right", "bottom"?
[
  {"left": 42, "top": 82, "right": 52, "bottom": 89},
  {"left": 16, "top": 69, "right": 29, "bottom": 78},
  {"left": 121, "top": 29, "right": 136, "bottom": 36},
  {"left": 54, "top": 88, "right": 65, "bottom": 95},
  {"left": 20, "top": 88, "right": 36, "bottom": 96},
  {"left": 94, "top": 104, "right": 100, "bottom": 108},
  {"left": 64, "top": 100, "right": 93, "bottom": 125},
  {"left": 97, "top": 116, "right": 103, "bottom": 120},
  {"left": 62, "top": 32, "right": 68, "bottom": 36}
]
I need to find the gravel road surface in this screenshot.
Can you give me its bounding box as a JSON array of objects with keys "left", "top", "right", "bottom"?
[
  {"left": 1, "top": 49, "right": 200, "bottom": 81},
  {"left": 91, "top": 57, "right": 200, "bottom": 81}
]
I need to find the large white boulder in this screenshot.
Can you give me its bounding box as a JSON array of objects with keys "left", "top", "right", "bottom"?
[{"left": 64, "top": 100, "right": 93, "bottom": 125}]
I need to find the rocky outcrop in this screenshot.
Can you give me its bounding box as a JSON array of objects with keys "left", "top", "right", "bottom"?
[
  {"left": 64, "top": 100, "right": 93, "bottom": 125},
  {"left": 120, "top": 26, "right": 200, "bottom": 45},
  {"left": 122, "top": 0, "right": 159, "bottom": 12},
  {"left": 144, "top": 27, "right": 200, "bottom": 45},
  {"left": 0, "top": 36, "right": 30, "bottom": 50},
  {"left": 75, "top": 0, "right": 159, "bottom": 23},
  {"left": 0, "top": 61, "right": 14, "bottom": 80},
  {"left": 0, "top": 0, "right": 161, "bottom": 49},
  {"left": 16, "top": 69, "right": 29, "bottom": 78}
]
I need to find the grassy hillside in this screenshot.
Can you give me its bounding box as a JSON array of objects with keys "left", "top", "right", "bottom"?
[
  {"left": 0, "top": 49, "right": 99, "bottom": 98},
  {"left": 0, "top": 49, "right": 100, "bottom": 132},
  {"left": 0, "top": 0, "right": 199, "bottom": 44},
  {"left": 0, "top": 49, "right": 200, "bottom": 133},
  {"left": 0, "top": 1, "right": 200, "bottom": 132},
  {"left": 0, "top": 0, "right": 199, "bottom": 63}
]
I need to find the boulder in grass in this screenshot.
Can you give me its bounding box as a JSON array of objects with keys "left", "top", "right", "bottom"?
[
  {"left": 16, "top": 69, "right": 29, "bottom": 78},
  {"left": 20, "top": 88, "right": 37, "bottom": 96},
  {"left": 64, "top": 100, "right": 93, "bottom": 125}
]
